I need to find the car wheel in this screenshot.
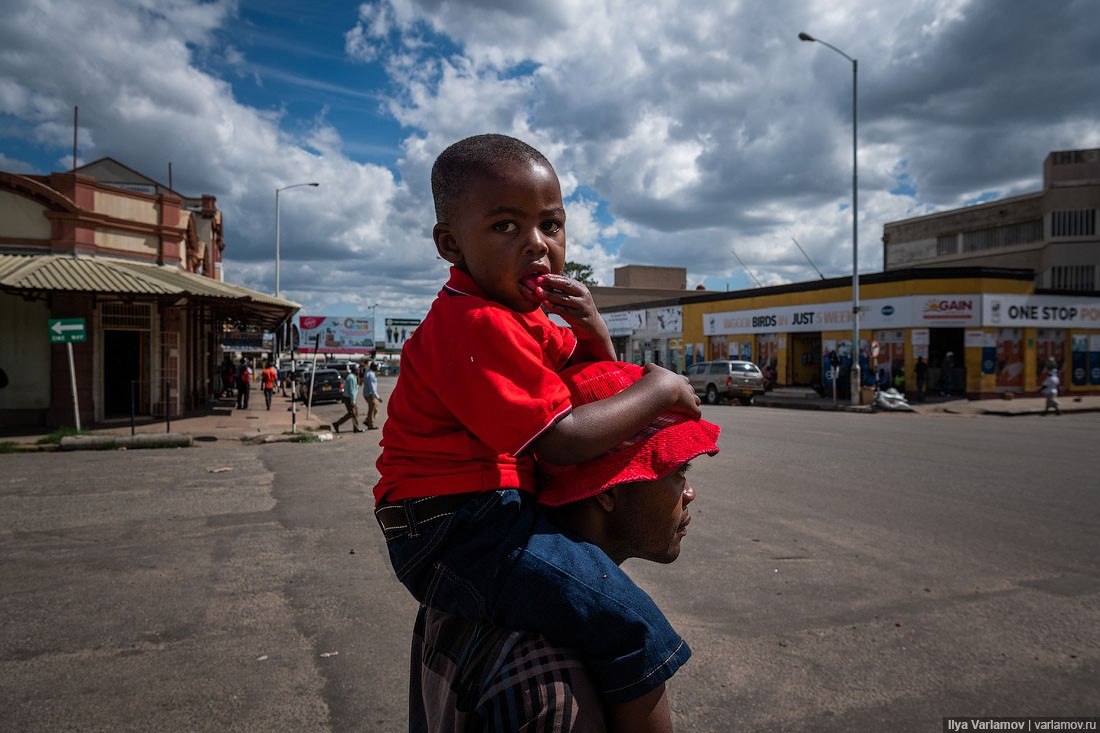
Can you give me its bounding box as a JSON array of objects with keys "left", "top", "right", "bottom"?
[
  {"left": 705, "top": 385, "right": 719, "bottom": 405},
  {"left": 738, "top": 395, "right": 754, "bottom": 406}
]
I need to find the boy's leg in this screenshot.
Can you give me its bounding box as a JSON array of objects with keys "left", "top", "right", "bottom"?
[{"left": 386, "top": 490, "right": 688, "bottom": 705}]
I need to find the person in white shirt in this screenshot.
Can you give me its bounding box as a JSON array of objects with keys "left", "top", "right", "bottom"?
[
  {"left": 362, "top": 362, "right": 382, "bottom": 430},
  {"left": 1040, "top": 368, "right": 1062, "bottom": 416}
]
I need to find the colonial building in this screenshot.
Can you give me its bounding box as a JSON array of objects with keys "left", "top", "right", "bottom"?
[{"left": 0, "top": 158, "right": 297, "bottom": 429}]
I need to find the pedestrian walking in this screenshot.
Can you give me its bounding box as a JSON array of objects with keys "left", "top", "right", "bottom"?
[
  {"left": 221, "top": 355, "right": 235, "bottom": 399},
  {"left": 261, "top": 361, "right": 278, "bottom": 410},
  {"left": 1040, "top": 367, "right": 1062, "bottom": 416},
  {"left": 362, "top": 362, "right": 382, "bottom": 429},
  {"left": 236, "top": 357, "right": 252, "bottom": 409},
  {"left": 332, "top": 364, "right": 362, "bottom": 433}
]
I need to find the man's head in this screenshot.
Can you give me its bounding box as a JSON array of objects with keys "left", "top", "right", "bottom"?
[
  {"left": 540, "top": 362, "right": 721, "bottom": 565},
  {"left": 431, "top": 134, "right": 566, "bottom": 313}
]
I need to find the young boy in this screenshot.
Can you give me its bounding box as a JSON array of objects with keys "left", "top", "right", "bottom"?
[{"left": 373, "top": 134, "right": 702, "bottom": 729}]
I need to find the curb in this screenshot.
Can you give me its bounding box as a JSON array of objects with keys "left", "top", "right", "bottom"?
[{"left": 60, "top": 433, "right": 195, "bottom": 451}]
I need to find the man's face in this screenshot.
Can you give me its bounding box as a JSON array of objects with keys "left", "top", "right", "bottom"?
[
  {"left": 433, "top": 159, "right": 566, "bottom": 313},
  {"left": 607, "top": 462, "right": 696, "bottom": 564}
]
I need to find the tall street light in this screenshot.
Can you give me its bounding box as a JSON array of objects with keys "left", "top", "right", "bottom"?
[
  {"left": 275, "top": 181, "right": 319, "bottom": 356},
  {"left": 799, "top": 31, "right": 861, "bottom": 405}
]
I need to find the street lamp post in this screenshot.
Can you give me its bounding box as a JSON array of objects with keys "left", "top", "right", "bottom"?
[
  {"left": 275, "top": 181, "right": 319, "bottom": 355},
  {"left": 367, "top": 302, "right": 379, "bottom": 357},
  {"left": 799, "top": 31, "right": 861, "bottom": 405}
]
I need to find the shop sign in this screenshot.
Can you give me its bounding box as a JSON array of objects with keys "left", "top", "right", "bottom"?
[
  {"left": 604, "top": 310, "right": 645, "bottom": 336},
  {"left": 917, "top": 295, "right": 980, "bottom": 326},
  {"left": 703, "top": 298, "right": 910, "bottom": 336},
  {"left": 985, "top": 294, "right": 1100, "bottom": 328}
]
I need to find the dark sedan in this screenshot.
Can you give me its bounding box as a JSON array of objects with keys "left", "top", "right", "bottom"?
[{"left": 297, "top": 369, "right": 344, "bottom": 405}]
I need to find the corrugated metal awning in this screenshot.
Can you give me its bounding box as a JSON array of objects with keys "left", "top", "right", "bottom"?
[{"left": 0, "top": 254, "right": 298, "bottom": 331}]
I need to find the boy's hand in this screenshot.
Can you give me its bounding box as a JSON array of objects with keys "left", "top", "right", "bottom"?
[
  {"left": 535, "top": 274, "right": 615, "bottom": 361},
  {"left": 642, "top": 362, "right": 702, "bottom": 419}
]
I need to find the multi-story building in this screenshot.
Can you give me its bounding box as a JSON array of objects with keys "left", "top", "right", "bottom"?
[
  {"left": 882, "top": 148, "right": 1100, "bottom": 292},
  {"left": 0, "top": 158, "right": 297, "bottom": 429}
]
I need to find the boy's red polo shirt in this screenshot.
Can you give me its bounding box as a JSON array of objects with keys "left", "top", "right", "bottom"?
[{"left": 373, "top": 268, "right": 576, "bottom": 504}]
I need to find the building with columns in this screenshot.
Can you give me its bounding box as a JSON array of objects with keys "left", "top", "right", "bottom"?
[{"left": 0, "top": 158, "right": 296, "bottom": 429}]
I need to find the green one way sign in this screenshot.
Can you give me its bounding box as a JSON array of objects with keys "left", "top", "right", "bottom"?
[{"left": 49, "top": 318, "right": 87, "bottom": 344}]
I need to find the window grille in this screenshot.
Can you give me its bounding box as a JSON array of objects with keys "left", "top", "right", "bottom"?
[
  {"left": 961, "top": 219, "right": 1043, "bottom": 252},
  {"left": 1050, "top": 210, "right": 1097, "bottom": 237},
  {"left": 152, "top": 331, "right": 181, "bottom": 417},
  {"left": 100, "top": 302, "right": 152, "bottom": 330},
  {"left": 936, "top": 234, "right": 957, "bottom": 256}
]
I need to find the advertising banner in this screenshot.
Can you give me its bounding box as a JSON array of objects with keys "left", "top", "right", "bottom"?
[
  {"left": 702, "top": 296, "right": 912, "bottom": 336},
  {"left": 297, "top": 315, "right": 375, "bottom": 355},
  {"left": 654, "top": 307, "right": 682, "bottom": 334},
  {"left": 604, "top": 310, "right": 645, "bottom": 336},
  {"left": 384, "top": 318, "right": 422, "bottom": 350},
  {"left": 1071, "top": 334, "right": 1088, "bottom": 386},
  {"left": 984, "top": 294, "right": 1100, "bottom": 329},
  {"left": 1092, "top": 335, "right": 1100, "bottom": 385}
]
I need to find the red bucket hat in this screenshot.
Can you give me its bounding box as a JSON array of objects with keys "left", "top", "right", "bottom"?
[{"left": 538, "top": 361, "right": 721, "bottom": 507}]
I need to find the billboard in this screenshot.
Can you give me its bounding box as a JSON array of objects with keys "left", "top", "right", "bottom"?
[
  {"left": 297, "top": 315, "right": 375, "bottom": 355},
  {"left": 384, "top": 318, "right": 422, "bottom": 350}
]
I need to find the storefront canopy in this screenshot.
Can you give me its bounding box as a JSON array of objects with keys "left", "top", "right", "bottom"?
[{"left": 0, "top": 253, "right": 298, "bottom": 331}]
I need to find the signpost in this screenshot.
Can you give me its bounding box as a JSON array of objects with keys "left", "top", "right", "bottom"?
[{"left": 49, "top": 318, "right": 86, "bottom": 430}]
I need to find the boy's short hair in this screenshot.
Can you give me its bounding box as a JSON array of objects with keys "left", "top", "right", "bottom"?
[{"left": 431, "top": 134, "right": 553, "bottom": 223}]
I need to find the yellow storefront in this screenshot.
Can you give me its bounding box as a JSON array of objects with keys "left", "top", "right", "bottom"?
[{"left": 680, "top": 269, "right": 1100, "bottom": 399}]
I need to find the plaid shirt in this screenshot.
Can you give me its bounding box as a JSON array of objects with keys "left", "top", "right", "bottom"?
[{"left": 409, "top": 605, "right": 607, "bottom": 732}]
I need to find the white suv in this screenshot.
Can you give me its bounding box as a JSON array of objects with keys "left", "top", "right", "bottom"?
[{"left": 686, "top": 360, "right": 765, "bottom": 405}]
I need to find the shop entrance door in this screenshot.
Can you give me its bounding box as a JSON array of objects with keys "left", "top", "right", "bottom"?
[
  {"left": 929, "top": 328, "right": 965, "bottom": 394},
  {"left": 790, "top": 334, "right": 822, "bottom": 386},
  {"left": 104, "top": 330, "right": 149, "bottom": 416}
]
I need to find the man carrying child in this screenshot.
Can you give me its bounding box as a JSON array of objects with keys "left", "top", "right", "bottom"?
[{"left": 374, "top": 134, "right": 704, "bottom": 731}]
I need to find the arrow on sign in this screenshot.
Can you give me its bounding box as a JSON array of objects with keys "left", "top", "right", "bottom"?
[{"left": 51, "top": 321, "right": 82, "bottom": 335}]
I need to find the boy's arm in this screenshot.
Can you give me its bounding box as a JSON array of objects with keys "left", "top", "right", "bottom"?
[
  {"left": 534, "top": 274, "right": 615, "bottom": 362},
  {"left": 534, "top": 364, "right": 701, "bottom": 465}
]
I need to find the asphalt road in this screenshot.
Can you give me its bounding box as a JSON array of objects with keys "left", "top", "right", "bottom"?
[{"left": 1, "top": 405, "right": 1097, "bottom": 732}]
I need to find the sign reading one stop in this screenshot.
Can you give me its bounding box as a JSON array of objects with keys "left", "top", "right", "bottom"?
[{"left": 49, "top": 318, "right": 87, "bottom": 344}]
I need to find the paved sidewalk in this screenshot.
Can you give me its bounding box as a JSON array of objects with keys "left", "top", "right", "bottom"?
[
  {"left": 755, "top": 388, "right": 1100, "bottom": 417},
  {"left": 0, "top": 393, "right": 340, "bottom": 450}
]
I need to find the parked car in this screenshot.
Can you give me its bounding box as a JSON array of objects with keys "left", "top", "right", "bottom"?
[
  {"left": 324, "top": 360, "right": 356, "bottom": 378},
  {"left": 686, "top": 360, "right": 765, "bottom": 405},
  {"left": 297, "top": 369, "right": 344, "bottom": 405}
]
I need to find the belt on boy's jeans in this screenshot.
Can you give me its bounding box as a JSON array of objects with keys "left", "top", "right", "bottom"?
[{"left": 374, "top": 493, "right": 480, "bottom": 534}]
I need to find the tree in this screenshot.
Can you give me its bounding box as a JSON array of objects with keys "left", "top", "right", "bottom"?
[{"left": 563, "top": 261, "right": 597, "bottom": 286}]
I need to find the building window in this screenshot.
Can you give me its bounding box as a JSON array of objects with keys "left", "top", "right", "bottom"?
[
  {"left": 101, "top": 302, "right": 152, "bottom": 330},
  {"left": 1047, "top": 265, "right": 1096, "bottom": 292},
  {"left": 936, "top": 234, "right": 957, "bottom": 256},
  {"left": 1050, "top": 209, "right": 1097, "bottom": 237},
  {"left": 961, "top": 219, "right": 1043, "bottom": 253}
]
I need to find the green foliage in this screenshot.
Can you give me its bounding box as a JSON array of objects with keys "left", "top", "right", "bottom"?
[{"left": 563, "top": 261, "right": 598, "bottom": 286}]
